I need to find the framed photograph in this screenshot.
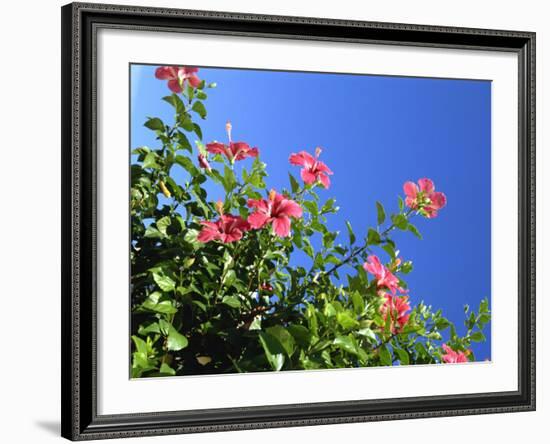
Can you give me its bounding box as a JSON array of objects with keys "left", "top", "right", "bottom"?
[{"left": 61, "top": 2, "right": 536, "bottom": 440}]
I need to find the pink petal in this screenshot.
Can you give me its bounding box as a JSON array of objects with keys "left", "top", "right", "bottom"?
[
  {"left": 403, "top": 181, "right": 419, "bottom": 198},
  {"left": 187, "top": 74, "right": 201, "bottom": 88},
  {"left": 182, "top": 67, "right": 199, "bottom": 74},
  {"left": 289, "top": 151, "right": 315, "bottom": 168},
  {"left": 315, "top": 160, "right": 333, "bottom": 174},
  {"left": 247, "top": 199, "right": 269, "bottom": 212},
  {"left": 167, "top": 78, "right": 183, "bottom": 93},
  {"left": 197, "top": 227, "right": 219, "bottom": 243},
  {"left": 278, "top": 199, "right": 303, "bottom": 218},
  {"left": 405, "top": 196, "right": 417, "bottom": 209},
  {"left": 247, "top": 147, "right": 259, "bottom": 158},
  {"left": 272, "top": 216, "right": 291, "bottom": 237},
  {"left": 221, "top": 230, "right": 242, "bottom": 243},
  {"left": 418, "top": 178, "right": 435, "bottom": 193},
  {"left": 430, "top": 191, "right": 447, "bottom": 209},
  {"left": 200, "top": 221, "right": 218, "bottom": 230},
  {"left": 300, "top": 169, "right": 317, "bottom": 185},
  {"left": 155, "top": 66, "right": 177, "bottom": 80},
  {"left": 205, "top": 142, "right": 228, "bottom": 155},
  {"left": 319, "top": 173, "right": 331, "bottom": 189},
  {"left": 248, "top": 211, "right": 270, "bottom": 229}
]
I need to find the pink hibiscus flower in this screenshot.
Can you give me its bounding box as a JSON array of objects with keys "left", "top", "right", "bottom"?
[
  {"left": 206, "top": 122, "right": 259, "bottom": 163},
  {"left": 247, "top": 190, "right": 303, "bottom": 237},
  {"left": 197, "top": 212, "right": 250, "bottom": 244},
  {"left": 363, "top": 255, "right": 407, "bottom": 296},
  {"left": 289, "top": 147, "right": 333, "bottom": 189},
  {"left": 403, "top": 178, "right": 447, "bottom": 218},
  {"left": 380, "top": 294, "right": 411, "bottom": 333},
  {"left": 154, "top": 66, "right": 201, "bottom": 93},
  {"left": 441, "top": 344, "right": 470, "bottom": 364}
]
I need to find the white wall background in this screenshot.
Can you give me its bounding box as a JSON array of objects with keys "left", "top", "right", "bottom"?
[{"left": 0, "top": 0, "right": 545, "bottom": 442}]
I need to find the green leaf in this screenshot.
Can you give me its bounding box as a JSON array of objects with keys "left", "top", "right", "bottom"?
[
  {"left": 305, "top": 304, "right": 318, "bottom": 336},
  {"left": 289, "top": 173, "right": 300, "bottom": 193},
  {"left": 159, "top": 363, "right": 176, "bottom": 376},
  {"left": 470, "top": 331, "right": 486, "bottom": 342},
  {"left": 222, "top": 295, "right": 241, "bottom": 308},
  {"left": 350, "top": 291, "right": 365, "bottom": 315},
  {"left": 407, "top": 223, "right": 422, "bottom": 239},
  {"left": 333, "top": 335, "right": 367, "bottom": 362},
  {"left": 175, "top": 155, "right": 199, "bottom": 176},
  {"left": 222, "top": 270, "right": 237, "bottom": 288},
  {"left": 394, "top": 347, "right": 410, "bottom": 365},
  {"left": 222, "top": 166, "right": 237, "bottom": 192},
  {"left": 356, "top": 328, "right": 377, "bottom": 342},
  {"left": 287, "top": 325, "right": 311, "bottom": 348},
  {"left": 321, "top": 198, "right": 337, "bottom": 214},
  {"left": 144, "top": 225, "right": 163, "bottom": 239},
  {"left": 266, "top": 326, "right": 296, "bottom": 357},
  {"left": 153, "top": 272, "right": 176, "bottom": 292},
  {"left": 378, "top": 344, "right": 393, "bottom": 366},
  {"left": 144, "top": 117, "right": 164, "bottom": 132},
  {"left": 367, "top": 228, "right": 381, "bottom": 245},
  {"left": 303, "top": 200, "right": 318, "bottom": 215},
  {"left": 259, "top": 332, "right": 285, "bottom": 371},
  {"left": 376, "top": 201, "right": 386, "bottom": 225},
  {"left": 156, "top": 216, "right": 171, "bottom": 236},
  {"left": 345, "top": 221, "right": 356, "bottom": 245},
  {"left": 179, "top": 114, "right": 194, "bottom": 131},
  {"left": 166, "top": 326, "right": 188, "bottom": 351},
  {"left": 162, "top": 94, "right": 184, "bottom": 114},
  {"left": 176, "top": 131, "right": 192, "bottom": 152},
  {"left": 193, "top": 123, "right": 203, "bottom": 140},
  {"left": 391, "top": 214, "right": 408, "bottom": 230},
  {"left": 141, "top": 292, "right": 177, "bottom": 314},
  {"left": 191, "top": 101, "right": 207, "bottom": 119},
  {"left": 132, "top": 335, "right": 148, "bottom": 355},
  {"left": 398, "top": 196, "right": 404, "bottom": 212},
  {"left": 336, "top": 311, "right": 360, "bottom": 330},
  {"left": 138, "top": 321, "right": 161, "bottom": 336},
  {"left": 142, "top": 152, "right": 160, "bottom": 170}
]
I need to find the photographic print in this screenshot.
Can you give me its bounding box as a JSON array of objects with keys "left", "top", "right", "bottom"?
[{"left": 130, "top": 64, "right": 491, "bottom": 378}]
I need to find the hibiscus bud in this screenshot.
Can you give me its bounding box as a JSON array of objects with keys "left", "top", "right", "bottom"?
[
  {"left": 225, "top": 121, "right": 232, "bottom": 141},
  {"left": 315, "top": 146, "right": 322, "bottom": 158},
  {"left": 268, "top": 189, "right": 277, "bottom": 201},
  {"left": 261, "top": 282, "right": 273, "bottom": 292},
  {"left": 159, "top": 180, "right": 171, "bottom": 198},
  {"left": 198, "top": 153, "right": 211, "bottom": 171},
  {"left": 215, "top": 199, "right": 224, "bottom": 215}
]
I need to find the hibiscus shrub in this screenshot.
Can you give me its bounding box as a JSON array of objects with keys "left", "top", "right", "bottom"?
[{"left": 130, "top": 66, "right": 491, "bottom": 377}]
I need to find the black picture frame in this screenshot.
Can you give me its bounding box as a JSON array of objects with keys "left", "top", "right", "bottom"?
[{"left": 61, "top": 2, "right": 536, "bottom": 440}]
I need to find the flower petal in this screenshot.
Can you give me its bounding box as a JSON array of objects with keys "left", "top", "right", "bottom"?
[
  {"left": 167, "top": 78, "right": 183, "bottom": 93},
  {"left": 319, "top": 172, "right": 331, "bottom": 189},
  {"left": 403, "top": 181, "right": 419, "bottom": 198},
  {"left": 206, "top": 142, "right": 228, "bottom": 155},
  {"left": 278, "top": 199, "right": 303, "bottom": 218},
  {"left": 197, "top": 226, "right": 219, "bottom": 243},
  {"left": 289, "top": 151, "right": 315, "bottom": 168},
  {"left": 188, "top": 75, "right": 201, "bottom": 88},
  {"left": 315, "top": 160, "right": 333, "bottom": 175},
  {"left": 272, "top": 216, "right": 291, "bottom": 237},
  {"left": 248, "top": 211, "right": 270, "bottom": 229},
  {"left": 430, "top": 191, "right": 447, "bottom": 209},
  {"left": 418, "top": 178, "right": 435, "bottom": 193},
  {"left": 300, "top": 169, "right": 317, "bottom": 185},
  {"left": 155, "top": 66, "right": 177, "bottom": 80}
]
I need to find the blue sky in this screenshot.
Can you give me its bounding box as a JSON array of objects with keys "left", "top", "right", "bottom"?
[{"left": 131, "top": 64, "right": 492, "bottom": 360}]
